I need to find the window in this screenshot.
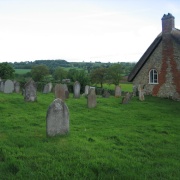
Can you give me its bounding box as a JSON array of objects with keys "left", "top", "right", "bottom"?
[{"left": 149, "top": 69, "right": 158, "bottom": 84}]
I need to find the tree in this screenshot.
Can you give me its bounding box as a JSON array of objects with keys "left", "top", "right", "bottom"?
[
  {"left": 31, "top": 64, "right": 49, "bottom": 82},
  {"left": 53, "top": 67, "right": 67, "bottom": 81},
  {"left": 106, "top": 64, "right": 123, "bottom": 85},
  {"left": 0, "top": 62, "right": 15, "bottom": 79},
  {"left": 67, "top": 69, "right": 79, "bottom": 82},
  {"left": 90, "top": 67, "right": 107, "bottom": 88}
]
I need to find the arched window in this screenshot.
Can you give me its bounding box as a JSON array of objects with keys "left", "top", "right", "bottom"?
[{"left": 149, "top": 69, "right": 158, "bottom": 84}]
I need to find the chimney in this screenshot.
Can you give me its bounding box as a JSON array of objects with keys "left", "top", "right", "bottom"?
[{"left": 161, "top": 13, "right": 175, "bottom": 34}]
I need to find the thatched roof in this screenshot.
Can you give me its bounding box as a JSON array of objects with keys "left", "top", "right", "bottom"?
[{"left": 128, "top": 28, "right": 180, "bottom": 82}]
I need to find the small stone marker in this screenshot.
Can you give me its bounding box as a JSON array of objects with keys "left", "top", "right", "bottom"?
[
  {"left": 55, "top": 84, "right": 66, "bottom": 101},
  {"left": 43, "top": 83, "right": 52, "bottom": 94},
  {"left": 73, "top": 81, "right": 80, "bottom": 98},
  {"left": 4, "top": 80, "right": 14, "bottom": 94},
  {"left": 14, "top": 82, "right": 20, "bottom": 93},
  {"left": 132, "top": 86, "right": 138, "bottom": 96},
  {"left": 46, "top": 98, "right": 69, "bottom": 137},
  {"left": 138, "top": 85, "right": 145, "bottom": 101},
  {"left": 87, "top": 88, "right": 97, "bottom": 108},
  {"left": 122, "top": 92, "right": 132, "bottom": 104},
  {"left": 115, "top": 85, "right": 121, "bottom": 97},
  {"left": 85, "top": 85, "right": 90, "bottom": 95},
  {"left": 102, "top": 90, "right": 110, "bottom": 98},
  {"left": 24, "top": 79, "right": 37, "bottom": 102}
]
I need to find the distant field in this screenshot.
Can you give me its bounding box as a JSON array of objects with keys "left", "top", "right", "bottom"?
[
  {"left": 15, "top": 69, "right": 31, "bottom": 74},
  {"left": 98, "top": 83, "right": 133, "bottom": 92}
]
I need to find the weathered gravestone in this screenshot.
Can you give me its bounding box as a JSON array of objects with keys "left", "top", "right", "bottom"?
[
  {"left": 24, "top": 79, "right": 37, "bottom": 102},
  {"left": 87, "top": 88, "right": 97, "bottom": 108},
  {"left": 63, "top": 84, "right": 69, "bottom": 99},
  {"left": 4, "top": 80, "right": 14, "bottom": 94},
  {"left": 14, "top": 82, "right": 20, "bottom": 93},
  {"left": 115, "top": 85, "right": 121, "bottom": 97},
  {"left": 46, "top": 98, "right": 69, "bottom": 137},
  {"left": 102, "top": 90, "right": 110, "bottom": 98},
  {"left": 122, "top": 92, "right": 132, "bottom": 104},
  {"left": 139, "top": 88, "right": 145, "bottom": 101},
  {"left": 73, "top": 81, "right": 80, "bottom": 98},
  {"left": 85, "top": 85, "right": 90, "bottom": 95},
  {"left": 43, "top": 83, "right": 52, "bottom": 94},
  {"left": 0, "top": 81, "right": 4, "bottom": 92},
  {"left": 55, "top": 84, "right": 66, "bottom": 101},
  {"left": 138, "top": 84, "right": 145, "bottom": 101}
]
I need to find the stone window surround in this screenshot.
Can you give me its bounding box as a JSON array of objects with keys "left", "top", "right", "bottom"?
[{"left": 149, "top": 69, "right": 159, "bottom": 84}]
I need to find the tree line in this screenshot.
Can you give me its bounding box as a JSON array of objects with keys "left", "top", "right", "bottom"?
[{"left": 0, "top": 61, "right": 136, "bottom": 92}]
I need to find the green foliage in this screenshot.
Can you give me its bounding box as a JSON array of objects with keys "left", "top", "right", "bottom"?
[
  {"left": 90, "top": 67, "right": 107, "bottom": 88},
  {"left": 53, "top": 67, "right": 67, "bottom": 81},
  {"left": 0, "top": 62, "right": 15, "bottom": 79},
  {"left": 0, "top": 93, "right": 179, "bottom": 179},
  {"left": 31, "top": 65, "right": 50, "bottom": 82},
  {"left": 106, "top": 64, "right": 123, "bottom": 85}
]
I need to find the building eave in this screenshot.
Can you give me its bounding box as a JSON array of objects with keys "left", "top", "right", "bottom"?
[{"left": 128, "top": 35, "right": 162, "bottom": 82}]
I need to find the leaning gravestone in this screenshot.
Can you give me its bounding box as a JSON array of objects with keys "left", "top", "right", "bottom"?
[
  {"left": 55, "top": 84, "right": 66, "bottom": 101},
  {"left": 4, "top": 80, "right": 14, "bottom": 94},
  {"left": 46, "top": 98, "right": 69, "bottom": 137},
  {"left": 73, "top": 81, "right": 80, "bottom": 98},
  {"left": 14, "top": 82, "right": 20, "bottom": 93},
  {"left": 85, "top": 85, "right": 90, "bottom": 95},
  {"left": 115, "top": 85, "right": 121, "bottom": 97},
  {"left": 24, "top": 79, "right": 37, "bottom": 102},
  {"left": 87, "top": 88, "right": 97, "bottom": 108},
  {"left": 43, "top": 82, "right": 52, "bottom": 94},
  {"left": 122, "top": 92, "right": 132, "bottom": 104}
]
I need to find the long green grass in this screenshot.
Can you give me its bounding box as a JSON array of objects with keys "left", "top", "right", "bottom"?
[{"left": 0, "top": 92, "right": 179, "bottom": 179}]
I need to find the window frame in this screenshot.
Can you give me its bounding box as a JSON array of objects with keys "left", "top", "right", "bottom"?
[{"left": 149, "top": 69, "right": 158, "bottom": 84}]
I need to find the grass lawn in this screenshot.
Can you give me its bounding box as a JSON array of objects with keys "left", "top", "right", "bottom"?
[{"left": 0, "top": 92, "right": 179, "bottom": 179}]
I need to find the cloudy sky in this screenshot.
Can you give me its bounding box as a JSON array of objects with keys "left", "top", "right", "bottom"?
[{"left": 0, "top": 0, "right": 180, "bottom": 63}]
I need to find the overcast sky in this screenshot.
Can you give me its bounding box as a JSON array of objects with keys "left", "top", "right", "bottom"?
[{"left": 0, "top": 0, "right": 180, "bottom": 63}]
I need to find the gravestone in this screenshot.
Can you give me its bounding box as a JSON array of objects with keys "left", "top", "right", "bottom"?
[
  {"left": 63, "top": 84, "right": 69, "bottom": 99},
  {"left": 46, "top": 98, "right": 69, "bottom": 137},
  {"left": 132, "top": 86, "right": 138, "bottom": 96},
  {"left": 43, "top": 82, "right": 52, "bottom": 94},
  {"left": 73, "top": 81, "right": 80, "bottom": 98},
  {"left": 122, "top": 92, "right": 132, "bottom": 104},
  {"left": 55, "top": 84, "right": 66, "bottom": 101},
  {"left": 87, "top": 88, "right": 97, "bottom": 108},
  {"left": 14, "top": 82, "right": 20, "bottom": 93},
  {"left": 4, "top": 80, "right": 14, "bottom": 94},
  {"left": 115, "top": 85, "right": 121, "bottom": 97},
  {"left": 24, "top": 79, "right": 37, "bottom": 102},
  {"left": 139, "top": 89, "right": 145, "bottom": 101},
  {"left": 138, "top": 85, "right": 145, "bottom": 101},
  {"left": 85, "top": 85, "right": 90, "bottom": 95},
  {"left": 0, "top": 81, "right": 4, "bottom": 92},
  {"left": 102, "top": 90, "right": 110, "bottom": 98}
]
